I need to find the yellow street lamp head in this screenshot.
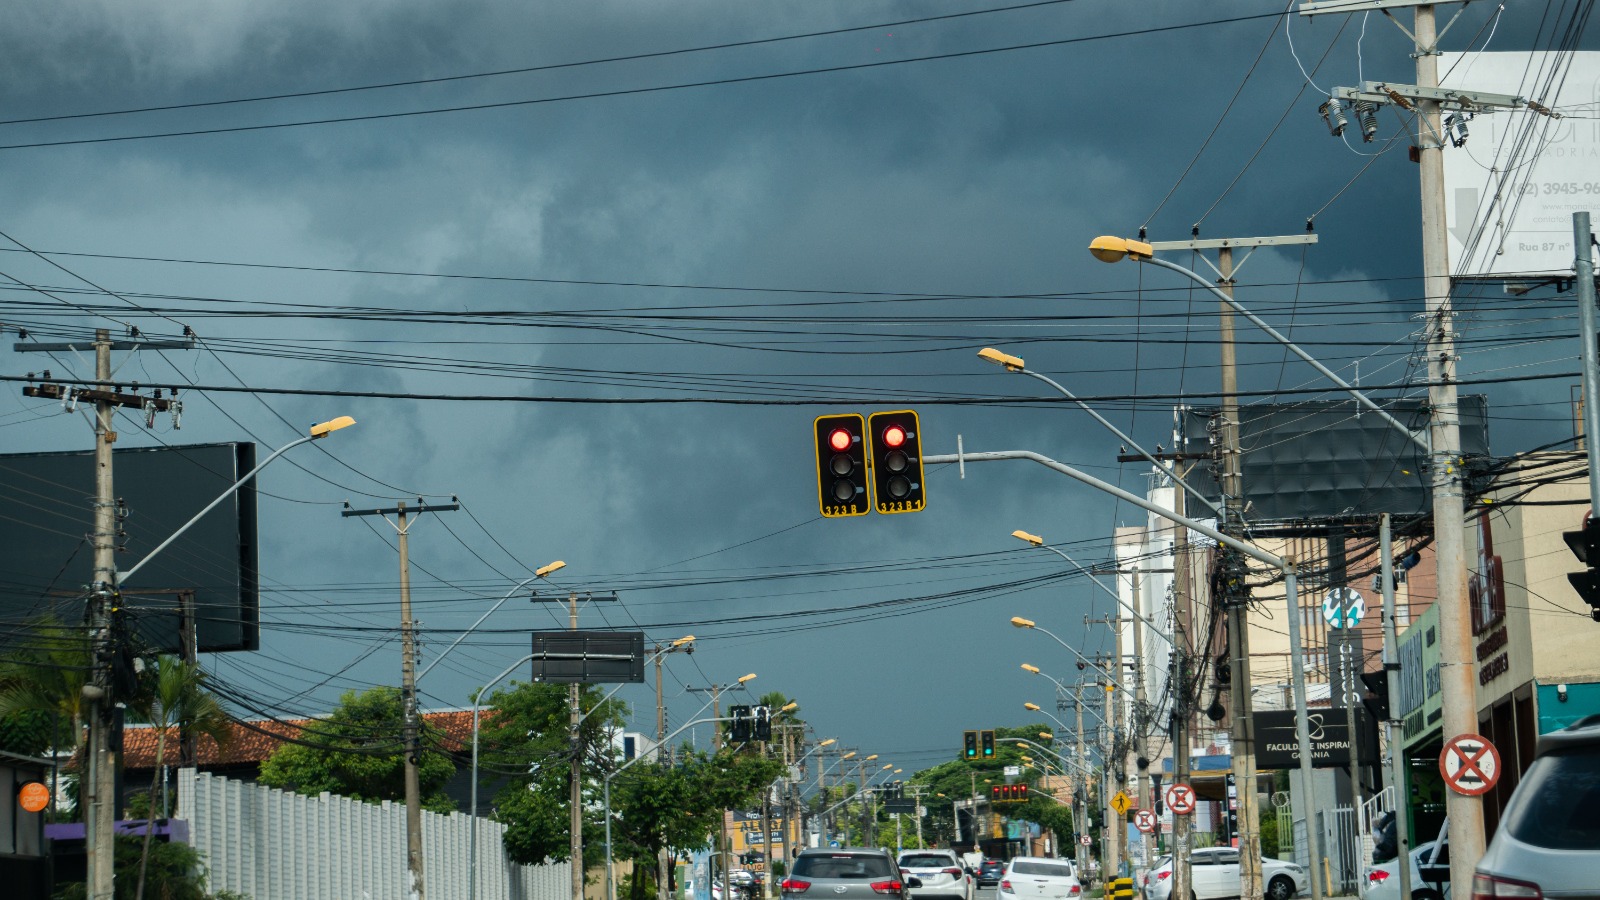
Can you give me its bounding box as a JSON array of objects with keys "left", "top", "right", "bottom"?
[
  {"left": 1020, "top": 756, "right": 1033, "bottom": 763},
  {"left": 671, "top": 635, "right": 696, "bottom": 647},
  {"left": 308, "top": 415, "right": 356, "bottom": 439},
  {"left": 1011, "top": 617, "right": 1036, "bottom": 629},
  {"left": 865, "top": 754, "right": 879, "bottom": 761},
  {"left": 535, "top": 560, "right": 566, "bottom": 578},
  {"left": 819, "top": 738, "right": 837, "bottom": 748},
  {"left": 977, "top": 347, "right": 1026, "bottom": 372},
  {"left": 1024, "top": 702, "right": 1041, "bottom": 712},
  {"left": 881, "top": 763, "right": 893, "bottom": 770},
  {"left": 1039, "top": 731, "right": 1054, "bottom": 740},
  {"left": 737, "top": 673, "right": 757, "bottom": 684},
  {"left": 1088, "top": 235, "right": 1155, "bottom": 264},
  {"left": 1021, "top": 663, "right": 1041, "bottom": 674},
  {"left": 893, "top": 768, "right": 902, "bottom": 774},
  {"left": 1012, "top": 530, "right": 1044, "bottom": 547},
  {"left": 842, "top": 751, "right": 857, "bottom": 760},
  {"left": 782, "top": 702, "right": 799, "bottom": 712}
]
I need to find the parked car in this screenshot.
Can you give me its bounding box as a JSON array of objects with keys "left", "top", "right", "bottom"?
[
  {"left": 1362, "top": 840, "right": 1447, "bottom": 900},
  {"left": 782, "top": 848, "right": 921, "bottom": 900},
  {"left": 1142, "top": 848, "right": 1307, "bottom": 900},
  {"left": 1473, "top": 715, "right": 1600, "bottom": 898},
  {"left": 975, "top": 860, "right": 1006, "bottom": 887},
  {"left": 898, "top": 850, "right": 975, "bottom": 900},
  {"left": 998, "top": 856, "right": 1081, "bottom": 900}
]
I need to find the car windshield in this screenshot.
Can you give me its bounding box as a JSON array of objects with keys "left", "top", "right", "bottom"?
[
  {"left": 1010, "top": 862, "right": 1074, "bottom": 878},
  {"left": 793, "top": 856, "right": 893, "bottom": 879},
  {"left": 1498, "top": 745, "right": 1600, "bottom": 851},
  {"left": 899, "top": 856, "right": 954, "bottom": 869}
]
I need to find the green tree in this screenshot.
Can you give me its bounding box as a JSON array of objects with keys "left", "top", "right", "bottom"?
[
  {"left": 477, "top": 680, "right": 625, "bottom": 867},
  {"left": 53, "top": 834, "right": 245, "bottom": 900},
  {"left": 0, "top": 617, "right": 93, "bottom": 758},
  {"left": 128, "top": 656, "right": 233, "bottom": 900},
  {"left": 257, "top": 686, "right": 455, "bottom": 812}
]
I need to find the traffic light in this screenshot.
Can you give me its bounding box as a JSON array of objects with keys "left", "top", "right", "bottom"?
[
  {"left": 989, "top": 784, "right": 1030, "bottom": 804},
  {"left": 1360, "top": 670, "right": 1391, "bottom": 722},
  {"left": 815, "top": 414, "right": 869, "bottom": 518},
  {"left": 753, "top": 705, "right": 773, "bottom": 741},
  {"left": 867, "top": 410, "right": 926, "bottom": 514},
  {"left": 963, "top": 730, "right": 979, "bottom": 759},
  {"left": 1562, "top": 516, "right": 1600, "bottom": 621},
  {"left": 728, "top": 705, "right": 752, "bottom": 742},
  {"left": 980, "top": 730, "right": 996, "bottom": 758}
]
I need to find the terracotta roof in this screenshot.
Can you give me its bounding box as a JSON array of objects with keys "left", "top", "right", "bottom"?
[{"left": 121, "top": 709, "right": 484, "bottom": 770}]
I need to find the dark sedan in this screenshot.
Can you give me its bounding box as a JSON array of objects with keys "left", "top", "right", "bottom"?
[{"left": 975, "top": 860, "right": 1005, "bottom": 887}]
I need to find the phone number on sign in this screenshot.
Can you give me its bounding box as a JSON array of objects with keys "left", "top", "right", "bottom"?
[{"left": 1520, "top": 182, "right": 1600, "bottom": 196}]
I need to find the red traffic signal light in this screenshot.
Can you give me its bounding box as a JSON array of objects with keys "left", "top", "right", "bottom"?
[
  {"left": 815, "top": 414, "right": 869, "bottom": 518},
  {"left": 867, "top": 410, "right": 925, "bottom": 514},
  {"left": 988, "top": 783, "right": 1031, "bottom": 804}
]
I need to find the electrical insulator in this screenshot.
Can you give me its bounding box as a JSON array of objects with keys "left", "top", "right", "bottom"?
[
  {"left": 1356, "top": 100, "right": 1380, "bottom": 142},
  {"left": 1319, "top": 98, "right": 1348, "bottom": 137}
]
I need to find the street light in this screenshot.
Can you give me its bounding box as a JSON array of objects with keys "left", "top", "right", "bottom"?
[
  {"left": 118, "top": 415, "right": 356, "bottom": 583},
  {"left": 1010, "top": 617, "right": 1122, "bottom": 684},
  {"left": 1011, "top": 531, "right": 1173, "bottom": 645},
  {"left": 419, "top": 559, "right": 567, "bottom": 680},
  {"left": 979, "top": 349, "right": 1222, "bottom": 519}
]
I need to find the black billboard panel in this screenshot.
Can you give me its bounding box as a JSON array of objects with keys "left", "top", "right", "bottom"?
[
  {"left": 1253, "top": 708, "right": 1379, "bottom": 769},
  {"left": 0, "top": 442, "right": 259, "bottom": 653},
  {"left": 530, "top": 630, "right": 644, "bottom": 683},
  {"left": 1181, "top": 397, "right": 1489, "bottom": 524}
]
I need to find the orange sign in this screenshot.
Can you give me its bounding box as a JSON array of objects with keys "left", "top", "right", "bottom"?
[{"left": 18, "top": 782, "right": 50, "bottom": 813}]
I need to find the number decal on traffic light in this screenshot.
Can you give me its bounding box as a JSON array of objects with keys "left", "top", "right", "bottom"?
[
  {"left": 867, "top": 410, "right": 926, "bottom": 514},
  {"left": 815, "top": 414, "right": 869, "bottom": 518}
]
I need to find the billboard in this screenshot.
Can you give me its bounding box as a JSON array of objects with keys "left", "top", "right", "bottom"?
[
  {"left": 1180, "top": 397, "right": 1490, "bottom": 524},
  {"left": 0, "top": 442, "right": 260, "bottom": 653},
  {"left": 1441, "top": 51, "right": 1600, "bottom": 279},
  {"left": 529, "top": 630, "right": 644, "bottom": 683}
]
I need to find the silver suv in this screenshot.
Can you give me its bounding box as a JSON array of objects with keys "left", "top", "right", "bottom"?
[
  {"left": 783, "top": 848, "right": 920, "bottom": 900},
  {"left": 1473, "top": 715, "right": 1600, "bottom": 899},
  {"left": 897, "top": 850, "right": 974, "bottom": 900}
]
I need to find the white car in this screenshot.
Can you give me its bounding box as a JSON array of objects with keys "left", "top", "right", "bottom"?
[
  {"left": 999, "top": 856, "right": 1082, "bottom": 900},
  {"left": 1142, "top": 848, "right": 1307, "bottom": 900},
  {"left": 1362, "top": 841, "right": 1448, "bottom": 900},
  {"left": 898, "top": 851, "right": 975, "bottom": 900}
]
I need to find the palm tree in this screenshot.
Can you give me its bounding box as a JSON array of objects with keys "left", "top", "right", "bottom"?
[
  {"left": 0, "top": 616, "right": 94, "bottom": 749},
  {"left": 129, "top": 655, "right": 231, "bottom": 900}
]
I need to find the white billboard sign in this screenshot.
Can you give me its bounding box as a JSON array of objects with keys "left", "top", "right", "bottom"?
[{"left": 1441, "top": 51, "right": 1600, "bottom": 279}]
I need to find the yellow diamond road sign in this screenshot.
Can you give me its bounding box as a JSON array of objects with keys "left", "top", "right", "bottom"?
[{"left": 1110, "top": 790, "right": 1132, "bottom": 816}]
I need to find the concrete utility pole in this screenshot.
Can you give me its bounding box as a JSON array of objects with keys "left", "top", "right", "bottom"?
[
  {"left": 343, "top": 498, "right": 460, "bottom": 900},
  {"left": 16, "top": 328, "right": 194, "bottom": 900},
  {"left": 1378, "top": 516, "right": 1414, "bottom": 900},
  {"left": 571, "top": 593, "right": 585, "bottom": 900},
  {"left": 1170, "top": 486, "right": 1194, "bottom": 900},
  {"left": 1128, "top": 567, "right": 1150, "bottom": 876},
  {"left": 1218, "top": 243, "right": 1263, "bottom": 900},
  {"left": 1073, "top": 684, "right": 1089, "bottom": 879}
]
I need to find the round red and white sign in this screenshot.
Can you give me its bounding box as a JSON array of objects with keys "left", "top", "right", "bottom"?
[
  {"left": 1164, "top": 783, "right": 1196, "bottom": 816},
  {"left": 1439, "top": 732, "right": 1501, "bottom": 796},
  {"left": 1079, "top": 834, "right": 1091, "bottom": 846},
  {"left": 1134, "top": 809, "right": 1157, "bottom": 833}
]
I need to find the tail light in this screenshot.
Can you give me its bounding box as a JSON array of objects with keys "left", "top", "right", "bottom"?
[
  {"left": 1366, "top": 870, "right": 1390, "bottom": 885},
  {"left": 999, "top": 880, "right": 1014, "bottom": 894},
  {"left": 1472, "top": 873, "right": 1544, "bottom": 899},
  {"left": 943, "top": 868, "right": 964, "bottom": 877},
  {"left": 1157, "top": 872, "right": 1170, "bottom": 881},
  {"left": 782, "top": 880, "right": 811, "bottom": 894},
  {"left": 1069, "top": 887, "right": 1080, "bottom": 896},
  {"left": 869, "top": 882, "right": 904, "bottom": 895}
]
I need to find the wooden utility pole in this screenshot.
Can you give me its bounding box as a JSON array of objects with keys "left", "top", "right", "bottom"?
[{"left": 342, "top": 498, "right": 460, "bottom": 900}]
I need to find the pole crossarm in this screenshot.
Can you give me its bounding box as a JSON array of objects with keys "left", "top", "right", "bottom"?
[
  {"left": 1331, "top": 81, "right": 1525, "bottom": 112},
  {"left": 927, "top": 449, "right": 1287, "bottom": 569}
]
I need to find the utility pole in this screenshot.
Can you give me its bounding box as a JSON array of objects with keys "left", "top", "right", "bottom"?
[
  {"left": 1143, "top": 234, "right": 1316, "bottom": 900},
  {"left": 1379, "top": 516, "right": 1414, "bottom": 900},
  {"left": 571, "top": 592, "right": 585, "bottom": 900},
  {"left": 1073, "top": 684, "right": 1089, "bottom": 879},
  {"left": 343, "top": 498, "right": 460, "bottom": 900},
  {"left": 1129, "top": 567, "right": 1150, "bottom": 877},
  {"left": 1087, "top": 610, "right": 1126, "bottom": 876},
  {"left": 17, "top": 328, "right": 193, "bottom": 900},
  {"left": 1170, "top": 485, "right": 1194, "bottom": 900}
]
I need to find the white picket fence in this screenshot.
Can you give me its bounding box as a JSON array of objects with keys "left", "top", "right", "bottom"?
[{"left": 176, "top": 768, "right": 571, "bottom": 900}]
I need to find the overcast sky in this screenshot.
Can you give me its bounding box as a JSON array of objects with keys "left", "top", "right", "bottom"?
[{"left": 2, "top": 0, "right": 1593, "bottom": 776}]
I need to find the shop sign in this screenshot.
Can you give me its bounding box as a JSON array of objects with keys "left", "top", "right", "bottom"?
[{"left": 1254, "top": 708, "right": 1378, "bottom": 769}]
